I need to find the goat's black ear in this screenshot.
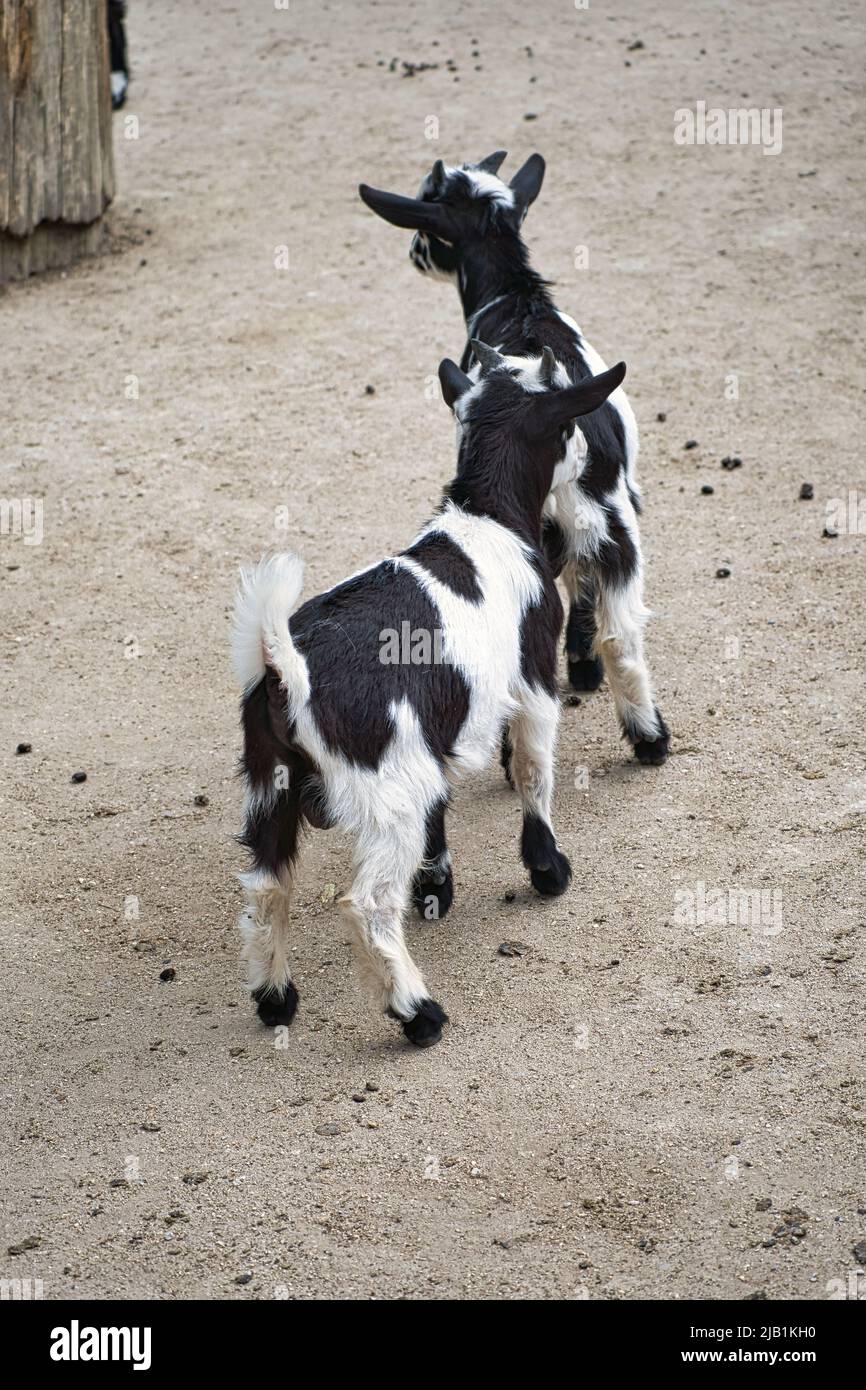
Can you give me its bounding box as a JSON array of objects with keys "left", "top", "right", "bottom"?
[
  {"left": 439, "top": 359, "right": 473, "bottom": 409},
  {"left": 476, "top": 150, "right": 507, "bottom": 175},
  {"left": 529, "top": 361, "right": 626, "bottom": 434},
  {"left": 358, "top": 184, "right": 457, "bottom": 239},
  {"left": 509, "top": 153, "right": 546, "bottom": 210}
]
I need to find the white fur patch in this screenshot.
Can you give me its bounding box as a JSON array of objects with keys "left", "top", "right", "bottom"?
[
  {"left": 459, "top": 166, "right": 515, "bottom": 207},
  {"left": 508, "top": 684, "right": 561, "bottom": 826},
  {"left": 238, "top": 868, "right": 295, "bottom": 994},
  {"left": 556, "top": 309, "right": 640, "bottom": 478}
]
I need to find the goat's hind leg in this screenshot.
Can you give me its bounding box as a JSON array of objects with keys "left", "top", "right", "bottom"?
[
  {"left": 412, "top": 796, "right": 454, "bottom": 921},
  {"left": 237, "top": 675, "right": 305, "bottom": 1027},
  {"left": 238, "top": 786, "right": 303, "bottom": 1026},
  {"left": 593, "top": 555, "right": 669, "bottom": 765},
  {"left": 341, "top": 816, "right": 448, "bottom": 1048}
]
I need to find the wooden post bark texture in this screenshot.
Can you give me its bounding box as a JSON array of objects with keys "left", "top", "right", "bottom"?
[{"left": 0, "top": 0, "right": 115, "bottom": 281}]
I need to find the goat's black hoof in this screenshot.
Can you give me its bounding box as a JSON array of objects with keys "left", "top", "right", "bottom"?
[
  {"left": 521, "top": 815, "right": 571, "bottom": 897},
  {"left": 396, "top": 998, "right": 448, "bottom": 1049},
  {"left": 530, "top": 850, "right": 573, "bottom": 897},
  {"left": 633, "top": 736, "right": 669, "bottom": 765},
  {"left": 567, "top": 656, "right": 604, "bottom": 692},
  {"left": 253, "top": 981, "right": 299, "bottom": 1028},
  {"left": 412, "top": 870, "right": 454, "bottom": 921},
  {"left": 631, "top": 709, "right": 670, "bottom": 766}
]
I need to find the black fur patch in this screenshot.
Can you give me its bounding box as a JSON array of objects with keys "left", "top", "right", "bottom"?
[
  {"left": 411, "top": 230, "right": 458, "bottom": 276},
  {"left": 444, "top": 372, "right": 566, "bottom": 549},
  {"left": 290, "top": 562, "right": 471, "bottom": 770},
  {"left": 541, "top": 515, "right": 571, "bottom": 578},
  {"left": 567, "top": 657, "right": 604, "bottom": 692},
  {"left": 565, "top": 590, "right": 596, "bottom": 661},
  {"left": 565, "top": 593, "right": 603, "bottom": 691},
  {"left": 240, "top": 672, "right": 294, "bottom": 792},
  {"left": 239, "top": 789, "right": 302, "bottom": 879},
  {"left": 500, "top": 726, "right": 515, "bottom": 786},
  {"left": 594, "top": 503, "right": 639, "bottom": 587},
  {"left": 239, "top": 674, "right": 309, "bottom": 875},
  {"left": 412, "top": 799, "right": 454, "bottom": 919},
  {"left": 403, "top": 531, "right": 482, "bottom": 603},
  {"left": 520, "top": 813, "right": 572, "bottom": 897},
  {"left": 519, "top": 554, "right": 563, "bottom": 697},
  {"left": 412, "top": 873, "right": 454, "bottom": 922}
]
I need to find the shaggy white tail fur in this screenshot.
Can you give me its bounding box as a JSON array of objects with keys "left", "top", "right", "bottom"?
[{"left": 232, "top": 553, "right": 309, "bottom": 714}]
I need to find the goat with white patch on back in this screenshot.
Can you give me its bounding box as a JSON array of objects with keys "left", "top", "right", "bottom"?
[
  {"left": 232, "top": 351, "right": 626, "bottom": 1047},
  {"left": 359, "top": 152, "right": 670, "bottom": 765}
]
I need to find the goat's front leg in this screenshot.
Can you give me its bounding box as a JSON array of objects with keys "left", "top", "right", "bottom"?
[
  {"left": 340, "top": 821, "right": 448, "bottom": 1048},
  {"left": 412, "top": 797, "right": 454, "bottom": 920},
  {"left": 510, "top": 687, "right": 572, "bottom": 896}
]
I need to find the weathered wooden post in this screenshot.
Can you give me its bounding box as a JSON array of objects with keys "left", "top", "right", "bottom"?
[{"left": 0, "top": 0, "right": 115, "bottom": 281}]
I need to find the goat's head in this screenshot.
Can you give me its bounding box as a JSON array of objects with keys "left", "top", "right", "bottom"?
[
  {"left": 359, "top": 152, "right": 545, "bottom": 282},
  {"left": 439, "top": 343, "right": 626, "bottom": 505}
]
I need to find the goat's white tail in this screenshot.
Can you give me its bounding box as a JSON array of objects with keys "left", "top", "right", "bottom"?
[{"left": 232, "top": 554, "right": 310, "bottom": 714}]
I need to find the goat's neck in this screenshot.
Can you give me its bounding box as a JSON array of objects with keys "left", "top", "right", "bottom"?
[
  {"left": 446, "top": 446, "right": 550, "bottom": 552},
  {"left": 456, "top": 237, "right": 549, "bottom": 324}
]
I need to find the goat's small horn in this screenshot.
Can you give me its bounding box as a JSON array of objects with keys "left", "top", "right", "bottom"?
[
  {"left": 540, "top": 346, "right": 557, "bottom": 385},
  {"left": 431, "top": 158, "right": 447, "bottom": 190},
  {"left": 470, "top": 338, "right": 506, "bottom": 373}
]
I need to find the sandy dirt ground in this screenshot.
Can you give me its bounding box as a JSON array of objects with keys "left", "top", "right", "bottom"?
[{"left": 1, "top": 0, "right": 864, "bottom": 1302}]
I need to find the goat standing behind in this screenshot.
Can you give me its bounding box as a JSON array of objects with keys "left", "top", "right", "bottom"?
[{"left": 359, "top": 152, "right": 670, "bottom": 765}]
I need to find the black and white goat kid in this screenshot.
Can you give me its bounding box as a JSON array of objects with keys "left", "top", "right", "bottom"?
[
  {"left": 359, "top": 153, "right": 669, "bottom": 764},
  {"left": 232, "top": 352, "right": 625, "bottom": 1047}
]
